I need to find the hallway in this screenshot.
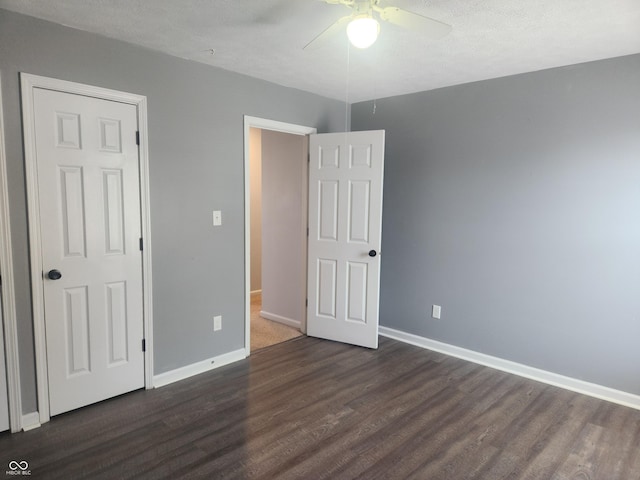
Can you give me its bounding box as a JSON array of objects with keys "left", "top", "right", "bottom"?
[{"left": 250, "top": 292, "right": 302, "bottom": 351}]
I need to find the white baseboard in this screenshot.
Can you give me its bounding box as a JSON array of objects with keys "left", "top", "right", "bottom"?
[
  {"left": 21, "top": 412, "right": 41, "bottom": 431},
  {"left": 153, "top": 348, "right": 246, "bottom": 388},
  {"left": 379, "top": 326, "right": 640, "bottom": 411},
  {"left": 260, "top": 311, "right": 301, "bottom": 329}
]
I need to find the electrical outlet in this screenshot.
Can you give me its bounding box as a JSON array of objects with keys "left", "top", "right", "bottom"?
[
  {"left": 432, "top": 305, "right": 441, "bottom": 320},
  {"left": 214, "top": 315, "right": 222, "bottom": 331}
]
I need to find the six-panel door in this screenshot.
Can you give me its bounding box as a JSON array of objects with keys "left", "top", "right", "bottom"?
[
  {"left": 307, "top": 131, "right": 385, "bottom": 349},
  {"left": 34, "top": 88, "right": 144, "bottom": 416}
]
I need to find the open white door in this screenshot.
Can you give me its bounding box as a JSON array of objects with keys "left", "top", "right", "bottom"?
[{"left": 307, "top": 130, "right": 385, "bottom": 348}]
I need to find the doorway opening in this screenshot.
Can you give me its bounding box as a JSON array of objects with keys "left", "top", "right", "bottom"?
[
  {"left": 243, "top": 117, "right": 317, "bottom": 354},
  {"left": 244, "top": 118, "right": 385, "bottom": 352},
  {"left": 248, "top": 127, "right": 306, "bottom": 351}
]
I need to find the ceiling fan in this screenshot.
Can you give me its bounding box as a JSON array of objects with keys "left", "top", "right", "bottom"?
[{"left": 304, "top": 0, "right": 452, "bottom": 50}]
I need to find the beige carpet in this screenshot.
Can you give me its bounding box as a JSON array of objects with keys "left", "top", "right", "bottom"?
[{"left": 251, "top": 293, "right": 303, "bottom": 351}]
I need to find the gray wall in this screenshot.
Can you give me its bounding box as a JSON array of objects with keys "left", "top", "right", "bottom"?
[
  {"left": 0, "top": 8, "right": 346, "bottom": 413},
  {"left": 261, "top": 130, "right": 307, "bottom": 325},
  {"left": 352, "top": 54, "right": 640, "bottom": 395}
]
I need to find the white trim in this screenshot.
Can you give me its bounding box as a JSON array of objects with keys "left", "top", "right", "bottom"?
[
  {"left": 243, "top": 116, "right": 316, "bottom": 356},
  {"left": 153, "top": 349, "right": 246, "bottom": 388},
  {"left": 259, "top": 311, "right": 302, "bottom": 330},
  {"left": 21, "top": 412, "right": 41, "bottom": 432},
  {"left": 0, "top": 73, "right": 23, "bottom": 433},
  {"left": 20, "top": 73, "right": 49, "bottom": 423},
  {"left": 137, "top": 97, "right": 154, "bottom": 390},
  {"left": 380, "top": 326, "right": 640, "bottom": 411},
  {"left": 20, "top": 73, "right": 154, "bottom": 424},
  {"left": 244, "top": 116, "right": 317, "bottom": 137},
  {"left": 299, "top": 135, "right": 309, "bottom": 335}
]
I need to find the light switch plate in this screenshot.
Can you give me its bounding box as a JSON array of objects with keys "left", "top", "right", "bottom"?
[
  {"left": 432, "top": 305, "right": 441, "bottom": 320},
  {"left": 213, "top": 210, "right": 222, "bottom": 226}
]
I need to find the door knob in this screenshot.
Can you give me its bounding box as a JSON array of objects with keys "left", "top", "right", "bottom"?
[
  {"left": 368, "top": 250, "right": 377, "bottom": 257},
  {"left": 47, "top": 269, "right": 62, "bottom": 280}
]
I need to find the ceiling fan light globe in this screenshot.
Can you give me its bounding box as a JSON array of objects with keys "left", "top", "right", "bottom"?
[{"left": 347, "top": 17, "right": 380, "bottom": 49}]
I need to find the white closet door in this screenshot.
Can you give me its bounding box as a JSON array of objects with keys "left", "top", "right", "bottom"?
[{"left": 33, "top": 88, "right": 145, "bottom": 416}]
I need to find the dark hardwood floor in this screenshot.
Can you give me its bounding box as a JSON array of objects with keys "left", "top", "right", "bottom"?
[{"left": 1, "top": 336, "right": 639, "bottom": 479}]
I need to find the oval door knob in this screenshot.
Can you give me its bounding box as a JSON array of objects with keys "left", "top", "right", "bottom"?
[
  {"left": 368, "top": 250, "right": 377, "bottom": 257},
  {"left": 47, "top": 269, "right": 62, "bottom": 280}
]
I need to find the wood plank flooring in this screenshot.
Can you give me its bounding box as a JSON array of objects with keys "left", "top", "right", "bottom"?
[{"left": 1, "top": 336, "right": 639, "bottom": 479}]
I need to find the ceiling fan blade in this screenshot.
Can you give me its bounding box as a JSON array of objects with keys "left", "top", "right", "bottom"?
[
  {"left": 303, "top": 16, "right": 352, "bottom": 50},
  {"left": 379, "top": 7, "right": 452, "bottom": 39}
]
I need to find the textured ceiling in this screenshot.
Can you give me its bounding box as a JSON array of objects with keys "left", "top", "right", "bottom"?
[{"left": 1, "top": 0, "right": 639, "bottom": 103}]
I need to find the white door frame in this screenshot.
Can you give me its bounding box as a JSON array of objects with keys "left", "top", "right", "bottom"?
[
  {"left": 21, "top": 73, "right": 154, "bottom": 424},
  {"left": 243, "top": 116, "right": 316, "bottom": 355},
  {"left": 0, "top": 73, "right": 22, "bottom": 432}
]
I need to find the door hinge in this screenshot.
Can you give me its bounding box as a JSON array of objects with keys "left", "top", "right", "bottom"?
[
  {"left": 139, "top": 237, "right": 143, "bottom": 251},
  {"left": 305, "top": 298, "right": 308, "bottom": 307},
  {"left": 306, "top": 226, "right": 309, "bottom": 237},
  {"left": 136, "top": 131, "right": 140, "bottom": 145},
  {"left": 307, "top": 153, "right": 310, "bottom": 163},
  {"left": 142, "top": 339, "right": 146, "bottom": 352}
]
